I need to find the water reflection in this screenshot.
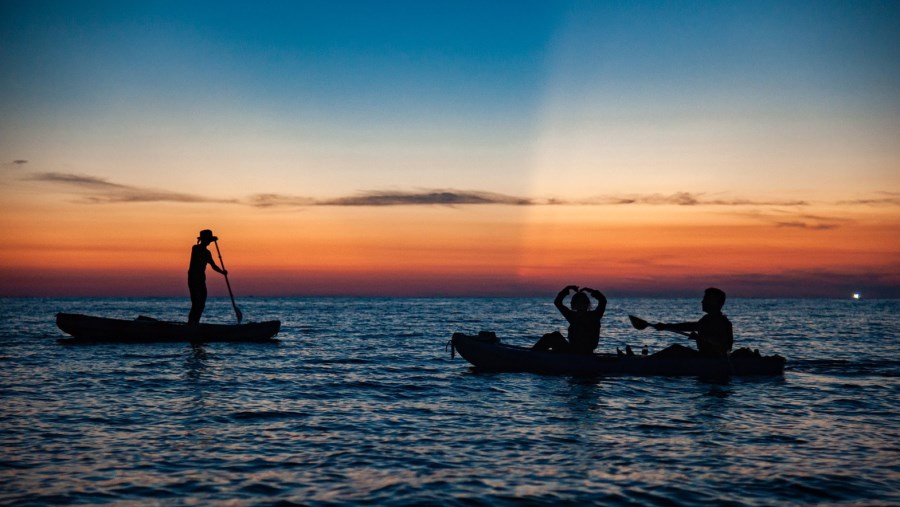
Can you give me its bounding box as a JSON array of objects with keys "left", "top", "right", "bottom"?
[
  {"left": 703, "top": 383, "right": 732, "bottom": 399},
  {"left": 180, "top": 344, "right": 211, "bottom": 416},
  {"left": 693, "top": 379, "right": 733, "bottom": 423},
  {"left": 184, "top": 343, "right": 209, "bottom": 380}
]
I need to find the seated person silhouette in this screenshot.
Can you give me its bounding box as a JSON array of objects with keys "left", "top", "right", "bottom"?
[
  {"left": 652, "top": 287, "right": 733, "bottom": 358},
  {"left": 532, "top": 285, "right": 607, "bottom": 355}
]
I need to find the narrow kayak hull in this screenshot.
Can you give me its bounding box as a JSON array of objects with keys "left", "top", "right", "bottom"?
[
  {"left": 56, "top": 313, "right": 281, "bottom": 343},
  {"left": 451, "top": 333, "right": 785, "bottom": 377}
]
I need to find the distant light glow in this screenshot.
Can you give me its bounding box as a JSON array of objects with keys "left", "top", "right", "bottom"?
[{"left": 853, "top": 293, "right": 861, "bottom": 300}]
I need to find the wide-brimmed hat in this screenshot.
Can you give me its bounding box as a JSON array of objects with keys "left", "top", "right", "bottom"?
[{"left": 197, "top": 229, "right": 218, "bottom": 242}]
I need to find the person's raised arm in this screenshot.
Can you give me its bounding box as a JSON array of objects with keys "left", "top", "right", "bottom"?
[
  {"left": 582, "top": 288, "right": 607, "bottom": 314},
  {"left": 554, "top": 285, "right": 577, "bottom": 313}
]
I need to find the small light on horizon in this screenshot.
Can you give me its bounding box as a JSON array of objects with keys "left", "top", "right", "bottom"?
[{"left": 853, "top": 293, "right": 861, "bottom": 300}]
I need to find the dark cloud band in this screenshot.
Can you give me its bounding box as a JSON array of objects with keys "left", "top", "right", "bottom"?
[
  {"left": 319, "top": 190, "right": 532, "bottom": 206},
  {"left": 27, "top": 172, "right": 237, "bottom": 204},
  {"left": 22, "top": 171, "right": 895, "bottom": 222}
]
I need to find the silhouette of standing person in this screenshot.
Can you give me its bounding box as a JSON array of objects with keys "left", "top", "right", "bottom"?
[
  {"left": 652, "top": 287, "right": 733, "bottom": 357},
  {"left": 532, "top": 285, "right": 607, "bottom": 354},
  {"left": 188, "top": 229, "right": 227, "bottom": 325}
]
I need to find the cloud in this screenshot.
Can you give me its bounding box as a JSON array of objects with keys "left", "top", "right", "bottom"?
[
  {"left": 27, "top": 172, "right": 238, "bottom": 204},
  {"left": 249, "top": 193, "right": 317, "bottom": 207},
  {"left": 29, "top": 172, "right": 129, "bottom": 189},
  {"left": 247, "top": 189, "right": 533, "bottom": 207},
  {"left": 321, "top": 190, "right": 533, "bottom": 206},
  {"left": 735, "top": 209, "right": 850, "bottom": 230},
  {"left": 81, "top": 191, "right": 239, "bottom": 204},
  {"left": 25, "top": 171, "right": 883, "bottom": 219},
  {"left": 274, "top": 190, "right": 809, "bottom": 208},
  {"left": 2, "top": 160, "right": 29, "bottom": 172},
  {"left": 250, "top": 190, "right": 811, "bottom": 208},
  {"left": 582, "top": 192, "right": 808, "bottom": 207},
  {"left": 837, "top": 192, "right": 900, "bottom": 206},
  {"left": 28, "top": 172, "right": 535, "bottom": 208},
  {"left": 773, "top": 220, "right": 839, "bottom": 230}
]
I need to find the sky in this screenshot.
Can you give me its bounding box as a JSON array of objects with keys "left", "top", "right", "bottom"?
[{"left": 1, "top": 0, "right": 898, "bottom": 298}]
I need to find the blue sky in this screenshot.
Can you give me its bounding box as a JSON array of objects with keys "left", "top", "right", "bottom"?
[
  {"left": 3, "top": 1, "right": 898, "bottom": 198},
  {"left": 0, "top": 1, "right": 900, "bottom": 194},
  {"left": 2, "top": 0, "right": 898, "bottom": 201}
]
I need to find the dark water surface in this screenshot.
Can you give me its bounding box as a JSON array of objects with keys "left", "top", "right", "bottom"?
[{"left": 1, "top": 297, "right": 898, "bottom": 505}]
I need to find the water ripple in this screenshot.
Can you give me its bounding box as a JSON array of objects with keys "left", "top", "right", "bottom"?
[{"left": 1, "top": 297, "right": 898, "bottom": 505}]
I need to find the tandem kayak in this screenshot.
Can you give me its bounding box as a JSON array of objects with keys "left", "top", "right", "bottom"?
[
  {"left": 451, "top": 332, "right": 785, "bottom": 377},
  {"left": 56, "top": 313, "right": 281, "bottom": 344}
]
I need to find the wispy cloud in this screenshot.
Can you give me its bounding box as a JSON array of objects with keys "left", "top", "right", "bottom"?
[
  {"left": 27, "top": 172, "right": 238, "bottom": 204},
  {"left": 248, "top": 193, "right": 317, "bottom": 207},
  {"left": 248, "top": 190, "right": 533, "bottom": 207},
  {"left": 3, "top": 159, "right": 29, "bottom": 171},
  {"left": 837, "top": 192, "right": 900, "bottom": 206},
  {"left": 773, "top": 220, "right": 840, "bottom": 230},
  {"left": 30, "top": 172, "right": 129, "bottom": 189},
  {"left": 581, "top": 192, "right": 808, "bottom": 207},
  {"left": 735, "top": 209, "right": 850, "bottom": 230},
  {"left": 28, "top": 173, "right": 534, "bottom": 208},
  {"left": 81, "top": 191, "right": 239, "bottom": 204},
  {"left": 22, "top": 171, "right": 892, "bottom": 219},
  {"left": 320, "top": 190, "right": 533, "bottom": 206}
]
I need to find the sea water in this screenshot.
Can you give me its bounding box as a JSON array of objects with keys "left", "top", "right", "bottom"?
[{"left": 1, "top": 297, "right": 898, "bottom": 506}]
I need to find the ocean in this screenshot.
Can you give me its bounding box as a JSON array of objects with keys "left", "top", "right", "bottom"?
[{"left": 1, "top": 297, "right": 898, "bottom": 506}]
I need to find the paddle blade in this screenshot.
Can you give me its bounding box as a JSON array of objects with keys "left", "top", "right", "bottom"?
[
  {"left": 235, "top": 306, "right": 243, "bottom": 324},
  {"left": 629, "top": 315, "right": 650, "bottom": 330}
]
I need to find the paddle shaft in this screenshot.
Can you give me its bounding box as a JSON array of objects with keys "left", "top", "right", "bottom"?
[
  {"left": 660, "top": 327, "right": 693, "bottom": 338},
  {"left": 214, "top": 240, "right": 242, "bottom": 324},
  {"left": 630, "top": 315, "right": 692, "bottom": 338},
  {"left": 630, "top": 314, "right": 732, "bottom": 368}
]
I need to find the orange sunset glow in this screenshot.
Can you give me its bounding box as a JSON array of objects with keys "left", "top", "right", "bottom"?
[{"left": 2, "top": 196, "right": 897, "bottom": 297}]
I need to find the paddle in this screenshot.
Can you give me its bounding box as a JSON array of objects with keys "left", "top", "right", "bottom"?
[
  {"left": 629, "top": 315, "right": 692, "bottom": 337},
  {"left": 629, "top": 315, "right": 734, "bottom": 373},
  {"left": 214, "top": 240, "right": 243, "bottom": 324}
]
